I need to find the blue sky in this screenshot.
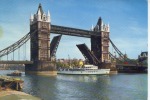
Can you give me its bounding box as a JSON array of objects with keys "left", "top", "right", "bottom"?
[{"left": 0, "top": 0, "right": 148, "bottom": 60}]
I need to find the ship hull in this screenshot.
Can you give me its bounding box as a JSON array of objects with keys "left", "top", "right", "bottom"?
[{"left": 57, "top": 69, "right": 110, "bottom": 75}]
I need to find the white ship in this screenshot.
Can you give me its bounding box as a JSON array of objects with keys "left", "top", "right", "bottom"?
[{"left": 57, "top": 65, "right": 110, "bottom": 75}]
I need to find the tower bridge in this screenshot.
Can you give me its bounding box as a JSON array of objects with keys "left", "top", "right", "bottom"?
[{"left": 0, "top": 4, "right": 136, "bottom": 75}]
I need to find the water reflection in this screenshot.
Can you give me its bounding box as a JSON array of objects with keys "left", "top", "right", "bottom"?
[
  {"left": 0, "top": 70, "right": 147, "bottom": 100},
  {"left": 22, "top": 75, "right": 58, "bottom": 100},
  {"left": 60, "top": 74, "right": 110, "bottom": 82},
  {"left": 22, "top": 74, "right": 111, "bottom": 100},
  {"left": 55, "top": 75, "right": 110, "bottom": 100}
]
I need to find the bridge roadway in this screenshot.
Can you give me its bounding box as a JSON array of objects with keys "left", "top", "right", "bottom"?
[
  {"left": 116, "top": 64, "right": 137, "bottom": 67},
  {"left": 0, "top": 61, "right": 33, "bottom": 64},
  {"left": 116, "top": 64, "right": 147, "bottom": 67},
  {"left": 51, "top": 25, "right": 101, "bottom": 37}
]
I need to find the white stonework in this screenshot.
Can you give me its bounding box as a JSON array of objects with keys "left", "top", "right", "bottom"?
[
  {"left": 30, "top": 14, "right": 33, "bottom": 25},
  {"left": 101, "top": 22, "right": 110, "bottom": 32},
  {"left": 30, "top": 7, "right": 51, "bottom": 25}
]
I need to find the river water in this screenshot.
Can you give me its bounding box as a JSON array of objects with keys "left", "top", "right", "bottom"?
[{"left": 0, "top": 70, "right": 147, "bottom": 100}]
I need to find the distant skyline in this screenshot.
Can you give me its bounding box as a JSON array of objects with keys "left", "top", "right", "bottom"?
[{"left": 0, "top": 0, "right": 148, "bottom": 60}]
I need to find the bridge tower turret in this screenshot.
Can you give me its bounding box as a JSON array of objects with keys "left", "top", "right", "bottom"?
[
  {"left": 91, "top": 17, "right": 110, "bottom": 67},
  {"left": 25, "top": 4, "right": 56, "bottom": 75}
]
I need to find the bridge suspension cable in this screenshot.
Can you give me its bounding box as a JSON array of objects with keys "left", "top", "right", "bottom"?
[
  {"left": 0, "top": 30, "right": 37, "bottom": 58},
  {"left": 109, "top": 38, "right": 125, "bottom": 59},
  {"left": 109, "top": 38, "right": 134, "bottom": 64},
  {"left": 109, "top": 52, "right": 123, "bottom": 62}
]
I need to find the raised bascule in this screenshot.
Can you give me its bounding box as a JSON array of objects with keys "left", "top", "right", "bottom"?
[{"left": 2, "top": 4, "right": 135, "bottom": 75}]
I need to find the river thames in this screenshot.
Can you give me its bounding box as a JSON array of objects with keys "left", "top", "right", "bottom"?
[{"left": 0, "top": 70, "right": 147, "bottom": 100}]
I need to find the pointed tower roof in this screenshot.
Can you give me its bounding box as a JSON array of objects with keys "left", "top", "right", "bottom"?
[
  {"left": 107, "top": 23, "right": 109, "bottom": 27},
  {"left": 47, "top": 10, "right": 51, "bottom": 22},
  {"left": 48, "top": 10, "right": 50, "bottom": 16},
  {"left": 37, "top": 3, "right": 44, "bottom": 15},
  {"left": 101, "top": 20, "right": 104, "bottom": 26},
  {"left": 30, "top": 14, "right": 33, "bottom": 20},
  {"left": 91, "top": 24, "right": 94, "bottom": 31},
  {"left": 97, "top": 17, "right": 102, "bottom": 26}
]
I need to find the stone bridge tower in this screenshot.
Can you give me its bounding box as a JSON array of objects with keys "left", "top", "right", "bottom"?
[
  {"left": 25, "top": 4, "right": 56, "bottom": 75},
  {"left": 91, "top": 17, "right": 111, "bottom": 67}
]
